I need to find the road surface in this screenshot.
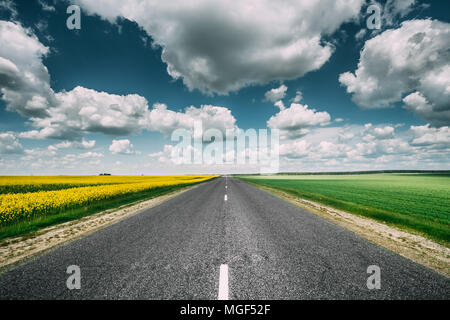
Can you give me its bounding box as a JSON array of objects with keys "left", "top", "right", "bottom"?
[{"left": 0, "top": 177, "right": 448, "bottom": 299}]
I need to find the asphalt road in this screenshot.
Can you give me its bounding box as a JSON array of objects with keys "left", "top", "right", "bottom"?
[{"left": 0, "top": 177, "right": 448, "bottom": 299}]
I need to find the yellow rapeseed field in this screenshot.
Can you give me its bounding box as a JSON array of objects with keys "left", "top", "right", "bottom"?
[{"left": 0, "top": 175, "right": 216, "bottom": 225}]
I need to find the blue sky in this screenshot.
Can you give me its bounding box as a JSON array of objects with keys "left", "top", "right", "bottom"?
[{"left": 0, "top": 0, "right": 449, "bottom": 174}]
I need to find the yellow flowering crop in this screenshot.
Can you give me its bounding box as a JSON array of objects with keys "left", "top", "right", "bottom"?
[{"left": 0, "top": 175, "right": 216, "bottom": 225}]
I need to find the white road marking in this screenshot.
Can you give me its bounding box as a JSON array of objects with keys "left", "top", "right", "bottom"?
[
  {"left": 225, "top": 185, "right": 228, "bottom": 189},
  {"left": 224, "top": 194, "right": 228, "bottom": 201},
  {"left": 218, "top": 264, "right": 229, "bottom": 300}
]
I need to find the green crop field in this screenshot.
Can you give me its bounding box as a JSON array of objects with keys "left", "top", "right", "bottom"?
[{"left": 239, "top": 174, "right": 450, "bottom": 244}]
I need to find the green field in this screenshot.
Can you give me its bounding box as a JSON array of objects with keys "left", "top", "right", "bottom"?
[{"left": 239, "top": 174, "right": 450, "bottom": 244}]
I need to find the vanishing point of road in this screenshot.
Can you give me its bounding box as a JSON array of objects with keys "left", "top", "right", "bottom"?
[{"left": 0, "top": 177, "right": 448, "bottom": 299}]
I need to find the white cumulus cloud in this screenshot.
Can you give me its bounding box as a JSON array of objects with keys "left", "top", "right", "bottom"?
[
  {"left": 339, "top": 19, "right": 450, "bottom": 126},
  {"left": 146, "top": 103, "right": 238, "bottom": 138},
  {"left": 47, "top": 139, "right": 96, "bottom": 151},
  {"left": 264, "top": 85, "right": 287, "bottom": 103},
  {"left": 410, "top": 124, "right": 450, "bottom": 147},
  {"left": 0, "top": 20, "right": 54, "bottom": 118},
  {"left": 74, "top": 0, "right": 364, "bottom": 94},
  {"left": 18, "top": 86, "right": 150, "bottom": 140},
  {"left": 0, "top": 132, "right": 23, "bottom": 154},
  {"left": 109, "top": 139, "right": 139, "bottom": 155},
  {"left": 267, "top": 103, "right": 331, "bottom": 139}
]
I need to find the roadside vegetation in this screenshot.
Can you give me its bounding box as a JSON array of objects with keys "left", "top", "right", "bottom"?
[
  {"left": 0, "top": 175, "right": 216, "bottom": 240},
  {"left": 239, "top": 174, "right": 450, "bottom": 244}
]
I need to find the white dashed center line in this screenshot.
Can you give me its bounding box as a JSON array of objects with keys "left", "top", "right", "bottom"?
[
  {"left": 218, "top": 264, "right": 229, "bottom": 300},
  {"left": 224, "top": 194, "right": 228, "bottom": 201}
]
